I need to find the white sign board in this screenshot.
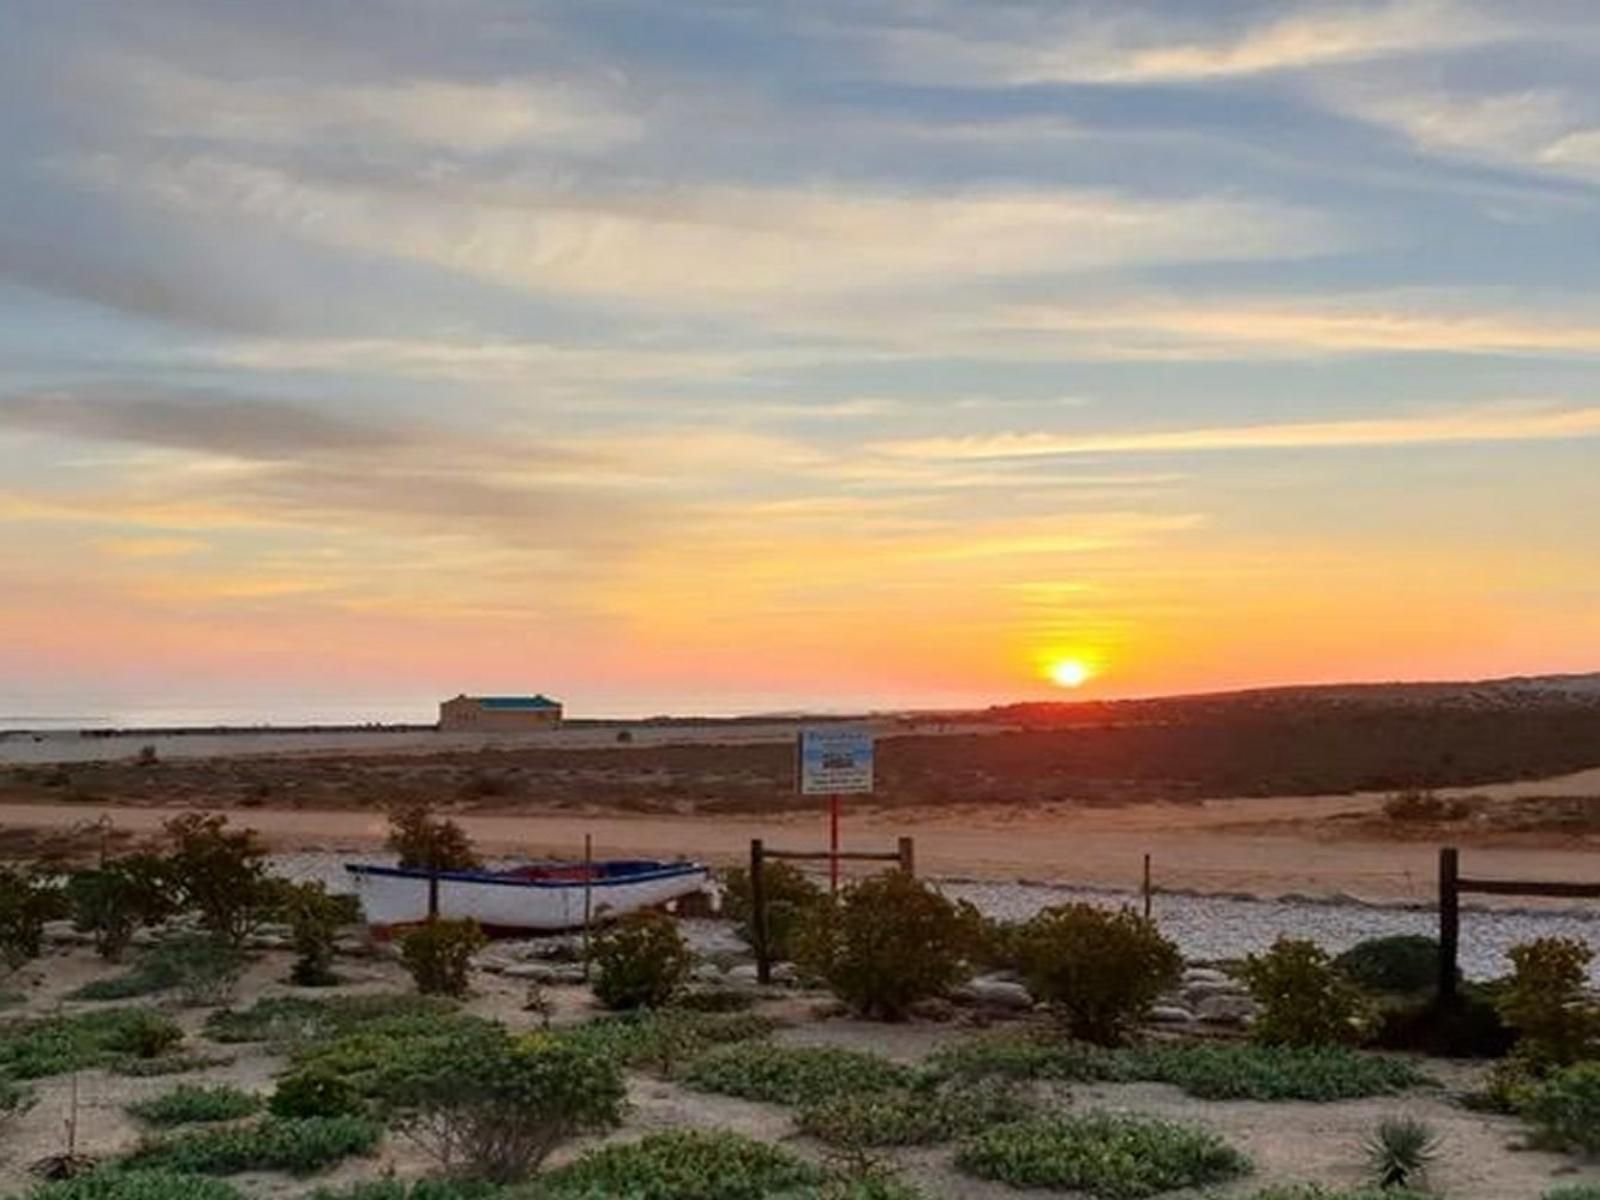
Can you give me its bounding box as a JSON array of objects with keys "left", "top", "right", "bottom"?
[{"left": 798, "top": 727, "right": 874, "bottom": 795}]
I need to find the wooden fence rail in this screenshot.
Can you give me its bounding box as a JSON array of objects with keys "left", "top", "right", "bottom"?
[
  {"left": 750, "top": 836, "right": 914, "bottom": 985},
  {"left": 1438, "top": 846, "right": 1600, "bottom": 1003}
]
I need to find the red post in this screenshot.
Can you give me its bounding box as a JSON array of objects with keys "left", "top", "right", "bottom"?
[{"left": 829, "top": 794, "right": 841, "bottom": 893}]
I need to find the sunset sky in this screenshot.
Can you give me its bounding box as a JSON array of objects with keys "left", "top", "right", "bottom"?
[{"left": 3, "top": 1, "right": 1600, "bottom": 722}]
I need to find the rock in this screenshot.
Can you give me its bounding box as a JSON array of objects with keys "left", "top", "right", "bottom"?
[
  {"left": 1182, "top": 968, "right": 1232, "bottom": 987},
  {"left": 502, "top": 962, "right": 586, "bottom": 984},
  {"left": 1149, "top": 1005, "right": 1195, "bottom": 1025},
  {"left": 1182, "top": 981, "right": 1243, "bottom": 1006},
  {"left": 953, "top": 977, "right": 1035, "bottom": 1011},
  {"left": 725, "top": 962, "right": 797, "bottom": 986},
  {"left": 1196, "top": 994, "right": 1256, "bottom": 1025}
]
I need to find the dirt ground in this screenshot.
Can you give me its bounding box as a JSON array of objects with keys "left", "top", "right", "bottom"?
[
  {"left": 3, "top": 940, "right": 1598, "bottom": 1200},
  {"left": 3, "top": 767, "right": 1599, "bottom": 903}
]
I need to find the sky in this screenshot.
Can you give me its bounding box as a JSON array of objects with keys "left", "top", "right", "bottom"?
[{"left": 3, "top": 0, "right": 1600, "bottom": 723}]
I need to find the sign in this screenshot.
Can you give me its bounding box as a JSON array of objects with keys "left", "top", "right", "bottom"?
[{"left": 798, "top": 726, "right": 874, "bottom": 795}]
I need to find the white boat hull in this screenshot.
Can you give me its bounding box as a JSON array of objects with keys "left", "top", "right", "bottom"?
[{"left": 345, "top": 862, "right": 710, "bottom": 933}]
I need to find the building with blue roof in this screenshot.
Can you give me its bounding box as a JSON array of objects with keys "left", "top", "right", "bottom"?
[{"left": 438, "top": 693, "right": 563, "bottom": 731}]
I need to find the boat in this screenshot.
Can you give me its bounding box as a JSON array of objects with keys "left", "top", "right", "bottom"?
[{"left": 345, "top": 858, "right": 711, "bottom": 935}]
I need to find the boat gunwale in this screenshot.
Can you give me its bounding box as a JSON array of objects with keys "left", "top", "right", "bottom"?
[{"left": 343, "top": 861, "right": 709, "bottom": 890}]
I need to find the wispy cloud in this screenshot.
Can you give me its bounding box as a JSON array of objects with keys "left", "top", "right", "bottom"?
[{"left": 879, "top": 404, "right": 1600, "bottom": 460}]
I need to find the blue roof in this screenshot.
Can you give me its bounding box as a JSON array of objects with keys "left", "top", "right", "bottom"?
[{"left": 476, "top": 695, "right": 561, "bottom": 710}]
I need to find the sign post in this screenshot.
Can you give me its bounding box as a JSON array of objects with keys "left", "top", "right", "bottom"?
[{"left": 798, "top": 726, "right": 875, "bottom": 892}]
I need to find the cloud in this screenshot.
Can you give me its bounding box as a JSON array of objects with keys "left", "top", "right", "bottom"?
[
  {"left": 866, "top": 0, "right": 1500, "bottom": 87},
  {"left": 73, "top": 153, "right": 1337, "bottom": 310},
  {"left": 97, "top": 55, "right": 641, "bottom": 154},
  {"left": 0, "top": 386, "right": 404, "bottom": 460},
  {"left": 877, "top": 404, "right": 1600, "bottom": 460}
]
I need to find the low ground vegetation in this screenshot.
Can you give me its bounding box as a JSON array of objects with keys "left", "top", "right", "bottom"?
[
  {"left": 796, "top": 1077, "right": 1033, "bottom": 1148},
  {"left": 681, "top": 1043, "right": 914, "bottom": 1105},
  {"left": 123, "top": 1115, "right": 382, "bottom": 1176},
  {"left": 127, "top": 1084, "right": 262, "bottom": 1127},
  {"left": 955, "top": 1110, "right": 1251, "bottom": 1198},
  {"left": 0, "top": 1007, "right": 183, "bottom": 1078}
]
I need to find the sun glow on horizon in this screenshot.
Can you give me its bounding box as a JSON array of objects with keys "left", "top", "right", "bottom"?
[{"left": 1048, "top": 658, "right": 1094, "bottom": 689}]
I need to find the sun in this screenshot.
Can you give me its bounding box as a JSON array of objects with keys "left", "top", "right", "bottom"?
[{"left": 1048, "top": 658, "right": 1093, "bottom": 689}]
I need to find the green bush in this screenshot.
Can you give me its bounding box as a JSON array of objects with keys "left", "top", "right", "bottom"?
[
  {"left": 0, "top": 1007, "right": 183, "bottom": 1078},
  {"left": 956, "top": 1111, "right": 1251, "bottom": 1198},
  {"left": 1013, "top": 903, "right": 1181, "bottom": 1044},
  {"left": 280, "top": 881, "right": 346, "bottom": 987},
  {"left": 592, "top": 910, "right": 693, "bottom": 1010},
  {"left": 65, "top": 856, "right": 177, "bottom": 962},
  {"left": 164, "top": 813, "right": 271, "bottom": 944},
  {"left": 0, "top": 865, "right": 67, "bottom": 974},
  {"left": 398, "top": 918, "right": 485, "bottom": 997},
  {"left": 721, "top": 861, "right": 824, "bottom": 962},
  {"left": 1497, "top": 938, "right": 1600, "bottom": 1069},
  {"left": 681, "top": 1042, "right": 912, "bottom": 1105},
  {"left": 1241, "top": 938, "right": 1372, "bottom": 1046},
  {"left": 1333, "top": 935, "right": 1444, "bottom": 995},
  {"left": 387, "top": 803, "right": 480, "bottom": 871},
  {"left": 123, "top": 1115, "right": 381, "bottom": 1176},
  {"left": 305, "top": 1183, "right": 498, "bottom": 1200},
  {"left": 537, "top": 1129, "right": 826, "bottom": 1200},
  {"left": 269, "top": 1066, "right": 366, "bottom": 1119},
  {"left": 927, "top": 1033, "right": 1428, "bottom": 1101},
  {"left": 1245, "top": 1189, "right": 1429, "bottom": 1200},
  {"left": 371, "top": 1028, "right": 626, "bottom": 1182},
  {"left": 114, "top": 1052, "right": 234, "bottom": 1078},
  {"left": 22, "top": 1170, "right": 247, "bottom": 1200},
  {"left": 1546, "top": 1187, "right": 1600, "bottom": 1200},
  {"left": 557, "top": 1009, "right": 779, "bottom": 1074},
  {"left": 1521, "top": 1061, "right": 1600, "bottom": 1156},
  {"left": 797, "top": 1077, "right": 1033, "bottom": 1147},
  {"left": 671, "top": 987, "right": 758, "bottom": 1013},
  {"left": 1371, "top": 981, "right": 1514, "bottom": 1058},
  {"left": 205, "top": 992, "right": 456, "bottom": 1045},
  {"left": 1119, "top": 1042, "right": 1428, "bottom": 1102},
  {"left": 793, "top": 871, "right": 979, "bottom": 1020},
  {"left": 127, "top": 1084, "right": 261, "bottom": 1127}
]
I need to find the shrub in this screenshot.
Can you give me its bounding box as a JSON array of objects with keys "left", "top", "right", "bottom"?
[
  {"left": 0, "top": 1007, "right": 183, "bottom": 1078},
  {"left": 123, "top": 1115, "right": 382, "bottom": 1176},
  {"left": 1497, "top": 937, "right": 1600, "bottom": 1069},
  {"left": 927, "top": 1033, "right": 1428, "bottom": 1102},
  {"left": 1013, "top": 903, "right": 1181, "bottom": 1044},
  {"left": 1382, "top": 789, "right": 1467, "bottom": 823},
  {"left": 1119, "top": 1042, "right": 1428, "bottom": 1102},
  {"left": 65, "top": 856, "right": 177, "bottom": 962},
  {"left": 672, "top": 987, "right": 758, "bottom": 1013},
  {"left": 721, "top": 861, "right": 824, "bottom": 961},
  {"left": 68, "top": 933, "right": 243, "bottom": 1006},
  {"left": 537, "top": 1129, "right": 825, "bottom": 1200},
  {"left": 387, "top": 803, "right": 480, "bottom": 871},
  {"left": 23, "top": 1170, "right": 247, "bottom": 1200},
  {"left": 1364, "top": 1115, "right": 1439, "bottom": 1190},
  {"left": 1334, "top": 935, "right": 1444, "bottom": 995},
  {"left": 281, "top": 881, "right": 346, "bottom": 987},
  {"left": 1547, "top": 1187, "right": 1600, "bottom": 1200},
  {"left": 557, "top": 1009, "right": 780, "bottom": 1074},
  {"left": 680, "top": 1042, "right": 912, "bottom": 1106},
  {"left": 373, "top": 1028, "right": 626, "bottom": 1182},
  {"left": 114, "top": 1052, "right": 235, "bottom": 1078},
  {"left": 793, "top": 871, "right": 979, "bottom": 1020},
  {"left": 397, "top": 918, "right": 485, "bottom": 997},
  {"left": 1241, "top": 938, "right": 1372, "bottom": 1046},
  {"left": 592, "top": 910, "right": 693, "bottom": 1010},
  {"left": 128, "top": 1084, "right": 262, "bottom": 1127},
  {"left": 164, "top": 813, "right": 270, "bottom": 944},
  {"left": 205, "top": 992, "right": 456, "bottom": 1046},
  {"left": 0, "top": 865, "right": 67, "bottom": 973},
  {"left": 269, "top": 1067, "right": 366, "bottom": 1119},
  {"left": 1521, "top": 1061, "right": 1600, "bottom": 1156},
  {"left": 797, "top": 1077, "right": 1033, "bottom": 1147},
  {"left": 956, "top": 1111, "right": 1251, "bottom": 1198},
  {"left": 1371, "top": 981, "right": 1515, "bottom": 1058}
]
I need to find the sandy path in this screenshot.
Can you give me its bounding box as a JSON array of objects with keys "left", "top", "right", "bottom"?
[{"left": 3, "top": 795, "right": 1597, "bottom": 903}]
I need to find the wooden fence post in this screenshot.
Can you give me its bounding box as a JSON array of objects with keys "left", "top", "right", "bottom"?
[
  {"left": 1438, "top": 846, "right": 1460, "bottom": 1005},
  {"left": 897, "top": 836, "right": 915, "bottom": 877},
  {"left": 751, "top": 838, "right": 771, "bottom": 985},
  {"left": 427, "top": 866, "right": 440, "bottom": 920},
  {"left": 1142, "top": 853, "right": 1152, "bottom": 921}
]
